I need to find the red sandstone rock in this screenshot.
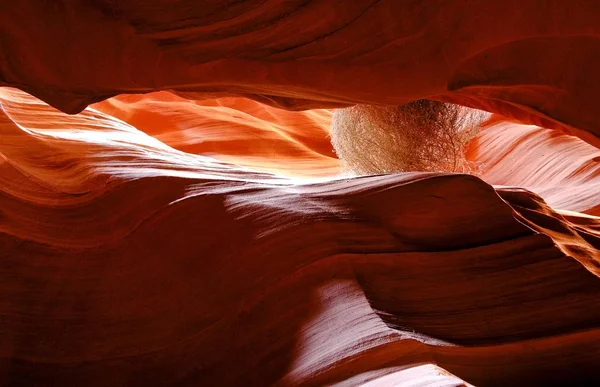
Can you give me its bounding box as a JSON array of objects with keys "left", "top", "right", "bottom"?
[
  {"left": 1, "top": 85, "right": 600, "bottom": 386},
  {"left": 92, "top": 93, "right": 339, "bottom": 177},
  {"left": 1, "top": 2, "right": 600, "bottom": 386},
  {"left": 469, "top": 116, "right": 600, "bottom": 216},
  {"left": 3, "top": 1, "right": 600, "bottom": 147}
]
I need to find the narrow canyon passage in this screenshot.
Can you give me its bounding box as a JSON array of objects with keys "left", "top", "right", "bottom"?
[{"left": 1, "top": 2, "right": 600, "bottom": 386}]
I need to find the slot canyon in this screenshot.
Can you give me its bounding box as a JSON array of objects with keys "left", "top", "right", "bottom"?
[{"left": 1, "top": 1, "right": 600, "bottom": 386}]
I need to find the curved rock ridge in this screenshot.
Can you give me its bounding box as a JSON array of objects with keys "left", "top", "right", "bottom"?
[
  {"left": 92, "top": 92, "right": 339, "bottom": 177},
  {"left": 94, "top": 90, "right": 600, "bottom": 221},
  {"left": 3, "top": 1, "right": 600, "bottom": 147},
  {"left": 1, "top": 87, "right": 600, "bottom": 386}
]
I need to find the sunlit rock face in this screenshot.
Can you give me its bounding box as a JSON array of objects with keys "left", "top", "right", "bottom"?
[
  {"left": 1, "top": 2, "right": 600, "bottom": 386},
  {"left": 92, "top": 93, "right": 340, "bottom": 178},
  {"left": 330, "top": 101, "right": 488, "bottom": 175}
]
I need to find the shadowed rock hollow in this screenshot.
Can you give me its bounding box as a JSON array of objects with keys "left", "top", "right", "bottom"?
[{"left": 1, "top": 2, "right": 600, "bottom": 386}]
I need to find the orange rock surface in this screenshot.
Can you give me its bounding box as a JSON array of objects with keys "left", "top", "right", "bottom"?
[
  {"left": 470, "top": 116, "right": 600, "bottom": 216},
  {"left": 1, "top": 2, "right": 600, "bottom": 386},
  {"left": 92, "top": 93, "right": 339, "bottom": 177}
]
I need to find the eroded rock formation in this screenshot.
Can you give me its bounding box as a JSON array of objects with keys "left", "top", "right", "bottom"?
[{"left": 1, "top": 2, "right": 600, "bottom": 386}]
